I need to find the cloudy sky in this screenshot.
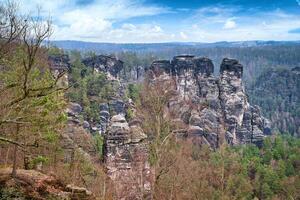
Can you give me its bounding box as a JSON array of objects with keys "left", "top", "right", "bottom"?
[{"left": 6, "top": 0, "right": 300, "bottom": 43}]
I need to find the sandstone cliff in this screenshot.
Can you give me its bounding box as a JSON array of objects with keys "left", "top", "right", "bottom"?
[
  {"left": 61, "top": 54, "right": 272, "bottom": 199},
  {"left": 149, "top": 55, "right": 271, "bottom": 147},
  {"left": 81, "top": 55, "right": 152, "bottom": 199}
]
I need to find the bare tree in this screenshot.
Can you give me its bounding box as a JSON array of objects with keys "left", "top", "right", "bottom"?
[{"left": 0, "top": 0, "right": 67, "bottom": 177}]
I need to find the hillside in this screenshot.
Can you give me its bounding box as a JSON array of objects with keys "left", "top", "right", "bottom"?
[{"left": 249, "top": 67, "right": 300, "bottom": 136}]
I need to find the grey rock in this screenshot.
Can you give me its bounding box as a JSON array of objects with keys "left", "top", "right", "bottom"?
[
  {"left": 148, "top": 55, "right": 271, "bottom": 147},
  {"left": 82, "top": 55, "right": 123, "bottom": 77},
  {"left": 109, "top": 100, "right": 125, "bottom": 115},
  {"left": 67, "top": 102, "right": 82, "bottom": 115},
  {"left": 83, "top": 121, "right": 90, "bottom": 129},
  {"left": 220, "top": 58, "right": 243, "bottom": 78},
  {"left": 111, "top": 114, "right": 126, "bottom": 123},
  {"left": 104, "top": 115, "right": 151, "bottom": 199}
]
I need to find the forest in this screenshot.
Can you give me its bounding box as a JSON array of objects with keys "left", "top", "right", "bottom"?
[{"left": 0, "top": 1, "right": 299, "bottom": 200}]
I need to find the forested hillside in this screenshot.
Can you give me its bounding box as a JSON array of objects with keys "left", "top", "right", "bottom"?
[{"left": 249, "top": 67, "right": 300, "bottom": 136}]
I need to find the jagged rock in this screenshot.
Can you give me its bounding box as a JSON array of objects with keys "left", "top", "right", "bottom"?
[
  {"left": 220, "top": 58, "right": 243, "bottom": 78},
  {"left": 111, "top": 114, "right": 126, "bottom": 123},
  {"left": 150, "top": 55, "right": 214, "bottom": 77},
  {"left": 48, "top": 55, "right": 70, "bottom": 87},
  {"left": 104, "top": 115, "right": 152, "bottom": 200},
  {"left": 82, "top": 55, "right": 123, "bottom": 78},
  {"left": 148, "top": 55, "right": 271, "bottom": 147},
  {"left": 99, "top": 103, "right": 110, "bottom": 134},
  {"left": 187, "top": 126, "right": 204, "bottom": 136}
]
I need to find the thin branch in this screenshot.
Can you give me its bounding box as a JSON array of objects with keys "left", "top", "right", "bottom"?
[{"left": 0, "top": 136, "right": 23, "bottom": 147}]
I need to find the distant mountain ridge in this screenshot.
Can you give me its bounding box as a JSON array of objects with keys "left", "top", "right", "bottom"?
[{"left": 50, "top": 40, "right": 300, "bottom": 53}]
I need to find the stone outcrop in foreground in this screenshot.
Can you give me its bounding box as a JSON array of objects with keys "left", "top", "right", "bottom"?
[
  {"left": 150, "top": 55, "right": 271, "bottom": 147},
  {"left": 0, "top": 168, "right": 94, "bottom": 200}
]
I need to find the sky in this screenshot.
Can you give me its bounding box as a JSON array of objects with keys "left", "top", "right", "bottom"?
[{"left": 4, "top": 0, "right": 300, "bottom": 43}]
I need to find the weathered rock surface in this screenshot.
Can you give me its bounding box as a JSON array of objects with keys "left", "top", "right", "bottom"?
[
  {"left": 149, "top": 55, "right": 271, "bottom": 147},
  {"left": 48, "top": 55, "right": 71, "bottom": 71},
  {"left": 62, "top": 103, "right": 96, "bottom": 162},
  {"left": 82, "top": 55, "right": 123, "bottom": 78},
  {"left": 48, "top": 54, "right": 70, "bottom": 87},
  {"left": 0, "top": 168, "right": 94, "bottom": 200},
  {"left": 81, "top": 55, "right": 153, "bottom": 199},
  {"left": 104, "top": 114, "right": 152, "bottom": 200}
]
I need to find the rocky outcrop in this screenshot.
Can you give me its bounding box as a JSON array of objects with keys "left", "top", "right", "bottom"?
[
  {"left": 104, "top": 114, "right": 152, "bottom": 200},
  {"left": 81, "top": 55, "right": 152, "bottom": 199},
  {"left": 0, "top": 168, "right": 94, "bottom": 200},
  {"left": 82, "top": 55, "right": 123, "bottom": 78},
  {"left": 62, "top": 102, "right": 96, "bottom": 162},
  {"left": 48, "top": 55, "right": 70, "bottom": 87},
  {"left": 48, "top": 55, "right": 71, "bottom": 71},
  {"left": 149, "top": 55, "right": 271, "bottom": 147}
]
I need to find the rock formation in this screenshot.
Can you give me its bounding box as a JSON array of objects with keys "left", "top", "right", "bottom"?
[
  {"left": 48, "top": 54, "right": 70, "bottom": 87},
  {"left": 81, "top": 55, "right": 152, "bottom": 199},
  {"left": 63, "top": 102, "right": 96, "bottom": 162},
  {"left": 149, "top": 55, "right": 271, "bottom": 147},
  {"left": 0, "top": 168, "right": 94, "bottom": 200},
  {"left": 82, "top": 55, "right": 123, "bottom": 78},
  {"left": 104, "top": 114, "right": 152, "bottom": 200}
]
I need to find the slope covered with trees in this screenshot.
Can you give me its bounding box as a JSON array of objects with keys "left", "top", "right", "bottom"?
[{"left": 248, "top": 67, "right": 300, "bottom": 136}]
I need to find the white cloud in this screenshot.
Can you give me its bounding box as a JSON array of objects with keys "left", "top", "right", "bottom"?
[
  {"left": 3, "top": 2, "right": 300, "bottom": 42},
  {"left": 223, "top": 19, "right": 237, "bottom": 29},
  {"left": 184, "top": 6, "right": 300, "bottom": 42},
  {"left": 180, "top": 32, "right": 188, "bottom": 40},
  {"left": 13, "top": 0, "right": 171, "bottom": 42}
]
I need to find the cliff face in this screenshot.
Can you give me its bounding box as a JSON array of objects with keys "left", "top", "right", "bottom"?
[
  {"left": 63, "top": 54, "right": 272, "bottom": 199},
  {"left": 104, "top": 114, "right": 152, "bottom": 200},
  {"left": 149, "top": 55, "right": 271, "bottom": 147},
  {"left": 82, "top": 55, "right": 123, "bottom": 78},
  {"left": 82, "top": 55, "right": 152, "bottom": 199}
]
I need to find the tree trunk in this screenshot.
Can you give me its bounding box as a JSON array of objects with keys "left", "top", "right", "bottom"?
[{"left": 11, "top": 124, "right": 19, "bottom": 178}]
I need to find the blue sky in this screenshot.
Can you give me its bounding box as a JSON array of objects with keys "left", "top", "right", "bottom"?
[{"left": 5, "top": 0, "right": 300, "bottom": 43}]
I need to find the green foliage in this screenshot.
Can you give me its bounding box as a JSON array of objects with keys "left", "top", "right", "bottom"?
[
  {"left": 248, "top": 67, "right": 300, "bottom": 136},
  {"left": 29, "top": 156, "right": 49, "bottom": 169},
  {"left": 238, "top": 135, "right": 300, "bottom": 199},
  {"left": 94, "top": 134, "right": 104, "bottom": 159},
  {"left": 127, "top": 83, "right": 141, "bottom": 102},
  {"left": 48, "top": 46, "right": 64, "bottom": 56},
  {"left": 155, "top": 135, "right": 300, "bottom": 199},
  {"left": 66, "top": 51, "right": 115, "bottom": 122},
  {"left": 0, "top": 187, "right": 26, "bottom": 200}
]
